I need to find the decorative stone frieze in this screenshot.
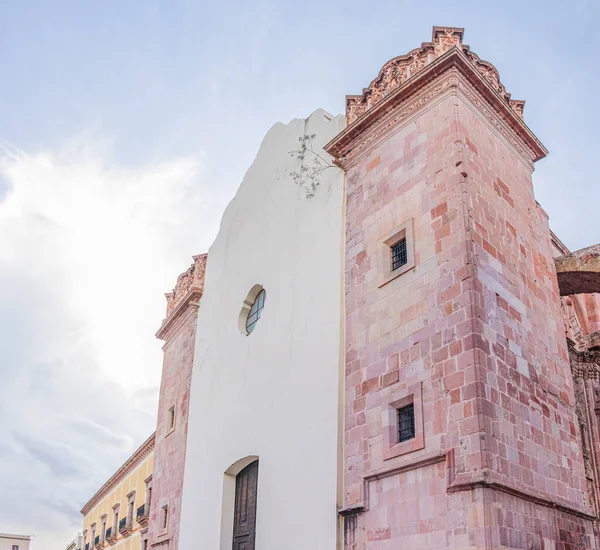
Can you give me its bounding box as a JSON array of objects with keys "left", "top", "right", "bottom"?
[
  {"left": 164, "top": 254, "right": 207, "bottom": 318},
  {"left": 326, "top": 31, "right": 546, "bottom": 170},
  {"left": 345, "top": 27, "right": 525, "bottom": 125},
  {"left": 157, "top": 253, "right": 207, "bottom": 340}
]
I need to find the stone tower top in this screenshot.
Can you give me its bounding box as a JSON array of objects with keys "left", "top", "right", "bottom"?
[
  {"left": 326, "top": 26, "right": 547, "bottom": 169},
  {"left": 157, "top": 253, "right": 207, "bottom": 340},
  {"left": 345, "top": 26, "right": 521, "bottom": 124}
]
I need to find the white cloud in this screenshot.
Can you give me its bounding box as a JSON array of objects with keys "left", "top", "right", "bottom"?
[{"left": 0, "top": 135, "right": 226, "bottom": 548}]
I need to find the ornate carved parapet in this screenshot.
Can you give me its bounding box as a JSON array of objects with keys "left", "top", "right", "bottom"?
[
  {"left": 165, "top": 254, "right": 207, "bottom": 316},
  {"left": 325, "top": 27, "right": 547, "bottom": 170},
  {"left": 556, "top": 243, "right": 600, "bottom": 296},
  {"left": 345, "top": 27, "right": 524, "bottom": 125},
  {"left": 157, "top": 253, "right": 208, "bottom": 340}
]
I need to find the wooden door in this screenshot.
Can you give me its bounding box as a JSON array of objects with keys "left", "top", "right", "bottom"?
[{"left": 232, "top": 460, "right": 258, "bottom": 550}]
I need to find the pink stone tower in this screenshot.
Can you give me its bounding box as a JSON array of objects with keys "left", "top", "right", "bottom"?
[
  {"left": 325, "top": 27, "right": 596, "bottom": 548},
  {"left": 147, "top": 254, "right": 207, "bottom": 550}
]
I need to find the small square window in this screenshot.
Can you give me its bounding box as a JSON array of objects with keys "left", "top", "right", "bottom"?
[
  {"left": 13, "top": 545, "right": 19, "bottom": 550},
  {"left": 382, "top": 382, "right": 424, "bottom": 460},
  {"left": 391, "top": 238, "right": 407, "bottom": 271},
  {"left": 379, "top": 219, "right": 415, "bottom": 287},
  {"left": 397, "top": 404, "right": 415, "bottom": 442}
]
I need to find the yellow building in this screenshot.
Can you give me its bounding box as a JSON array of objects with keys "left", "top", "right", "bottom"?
[{"left": 81, "top": 434, "right": 155, "bottom": 550}]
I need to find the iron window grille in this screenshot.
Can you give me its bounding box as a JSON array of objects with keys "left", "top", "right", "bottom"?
[
  {"left": 246, "top": 289, "right": 266, "bottom": 334},
  {"left": 118, "top": 518, "right": 127, "bottom": 530},
  {"left": 391, "top": 238, "right": 408, "bottom": 272},
  {"left": 105, "top": 528, "right": 112, "bottom": 540},
  {"left": 397, "top": 403, "right": 415, "bottom": 443},
  {"left": 94, "top": 537, "right": 100, "bottom": 546},
  {"left": 137, "top": 504, "right": 146, "bottom": 519}
]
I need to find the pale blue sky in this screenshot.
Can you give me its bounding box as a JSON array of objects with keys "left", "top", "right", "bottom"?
[{"left": 0, "top": 1, "right": 598, "bottom": 548}]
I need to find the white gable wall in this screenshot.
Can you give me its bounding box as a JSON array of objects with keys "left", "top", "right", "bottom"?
[{"left": 178, "top": 110, "right": 345, "bottom": 550}]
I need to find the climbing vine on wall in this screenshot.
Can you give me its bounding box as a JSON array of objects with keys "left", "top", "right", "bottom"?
[{"left": 289, "top": 134, "right": 335, "bottom": 198}]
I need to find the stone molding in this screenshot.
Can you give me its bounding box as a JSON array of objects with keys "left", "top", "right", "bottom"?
[
  {"left": 345, "top": 27, "right": 523, "bottom": 125},
  {"left": 164, "top": 254, "right": 207, "bottom": 317},
  {"left": 381, "top": 381, "right": 424, "bottom": 460},
  {"left": 157, "top": 253, "right": 207, "bottom": 341},
  {"left": 551, "top": 230, "right": 571, "bottom": 256},
  {"left": 156, "top": 293, "right": 201, "bottom": 342},
  {"left": 80, "top": 433, "right": 155, "bottom": 515},
  {"left": 340, "top": 449, "right": 596, "bottom": 521},
  {"left": 447, "top": 471, "right": 597, "bottom": 521},
  {"left": 325, "top": 39, "right": 547, "bottom": 170}
]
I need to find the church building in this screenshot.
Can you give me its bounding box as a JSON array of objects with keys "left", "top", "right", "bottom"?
[{"left": 176, "top": 27, "right": 600, "bottom": 549}]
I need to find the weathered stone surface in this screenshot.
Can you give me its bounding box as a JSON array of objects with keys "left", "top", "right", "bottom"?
[
  {"left": 556, "top": 243, "right": 600, "bottom": 296},
  {"left": 147, "top": 255, "right": 206, "bottom": 550},
  {"left": 326, "top": 26, "right": 596, "bottom": 549}
]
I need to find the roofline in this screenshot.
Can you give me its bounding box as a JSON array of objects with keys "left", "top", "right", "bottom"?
[
  {"left": 0, "top": 534, "right": 31, "bottom": 541},
  {"left": 550, "top": 229, "right": 571, "bottom": 255},
  {"left": 325, "top": 46, "right": 548, "bottom": 168},
  {"left": 80, "top": 432, "right": 155, "bottom": 516}
]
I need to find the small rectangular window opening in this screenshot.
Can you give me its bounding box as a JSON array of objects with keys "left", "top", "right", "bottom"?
[
  {"left": 391, "top": 238, "right": 408, "bottom": 272},
  {"left": 162, "top": 505, "right": 169, "bottom": 529},
  {"left": 397, "top": 403, "right": 415, "bottom": 443},
  {"left": 13, "top": 546, "right": 19, "bottom": 550},
  {"left": 168, "top": 406, "right": 175, "bottom": 430}
]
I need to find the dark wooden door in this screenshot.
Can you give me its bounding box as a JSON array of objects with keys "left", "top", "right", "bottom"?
[{"left": 232, "top": 460, "right": 258, "bottom": 550}]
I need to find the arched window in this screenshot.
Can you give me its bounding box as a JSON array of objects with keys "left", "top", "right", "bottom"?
[{"left": 246, "top": 289, "right": 266, "bottom": 334}]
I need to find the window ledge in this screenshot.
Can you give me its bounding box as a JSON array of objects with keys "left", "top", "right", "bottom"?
[
  {"left": 378, "top": 218, "right": 415, "bottom": 288},
  {"left": 381, "top": 381, "right": 424, "bottom": 460}
]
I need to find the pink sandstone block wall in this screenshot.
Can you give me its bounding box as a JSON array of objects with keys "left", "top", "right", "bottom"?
[
  {"left": 344, "top": 92, "right": 486, "bottom": 548},
  {"left": 148, "top": 303, "right": 198, "bottom": 549},
  {"left": 585, "top": 294, "right": 600, "bottom": 334},
  {"left": 454, "top": 98, "right": 586, "bottom": 497},
  {"left": 342, "top": 85, "right": 595, "bottom": 548},
  {"left": 454, "top": 96, "right": 594, "bottom": 546}
]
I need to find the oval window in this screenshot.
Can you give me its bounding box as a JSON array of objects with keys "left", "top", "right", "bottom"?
[{"left": 246, "top": 289, "right": 266, "bottom": 334}]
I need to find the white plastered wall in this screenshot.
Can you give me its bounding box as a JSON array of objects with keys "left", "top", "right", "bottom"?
[{"left": 178, "top": 109, "right": 345, "bottom": 550}]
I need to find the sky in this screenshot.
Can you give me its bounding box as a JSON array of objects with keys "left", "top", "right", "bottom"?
[{"left": 0, "top": 1, "right": 598, "bottom": 548}]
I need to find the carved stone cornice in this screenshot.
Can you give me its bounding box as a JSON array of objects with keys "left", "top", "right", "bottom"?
[
  {"left": 156, "top": 253, "right": 207, "bottom": 341},
  {"left": 156, "top": 290, "right": 201, "bottom": 342},
  {"left": 325, "top": 28, "right": 547, "bottom": 170},
  {"left": 345, "top": 27, "right": 520, "bottom": 124},
  {"left": 164, "top": 254, "right": 207, "bottom": 317}
]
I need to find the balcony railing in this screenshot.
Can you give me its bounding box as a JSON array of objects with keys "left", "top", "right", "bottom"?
[
  {"left": 105, "top": 528, "right": 117, "bottom": 546},
  {"left": 85, "top": 544, "right": 89, "bottom": 550},
  {"left": 136, "top": 503, "right": 149, "bottom": 527},
  {"left": 94, "top": 536, "right": 101, "bottom": 549},
  {"left": 118, "top": 517, "right": 132, "bottom": 537}
]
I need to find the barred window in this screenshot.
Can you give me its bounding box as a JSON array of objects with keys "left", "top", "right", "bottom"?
[
  {"left": 391, "top": 238, "right": 408, "bottom": 272},
  {"left": 246, "top": 289, "right": 266, "bottom": 334},
  {"left": 397, "top": 404, "right": 415, "bottom": 443}
]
